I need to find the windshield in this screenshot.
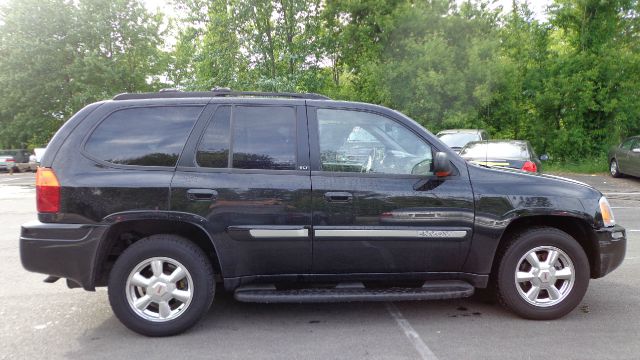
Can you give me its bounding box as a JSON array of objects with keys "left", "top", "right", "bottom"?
[
  {"left": 460, "top": 142, "right": 530, "bottom": 160},
  {"left": 438, "top": 133, "right": 480, "bottom": 148}
]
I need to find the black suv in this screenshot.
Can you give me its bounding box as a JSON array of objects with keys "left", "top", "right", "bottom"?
[{"left": 20, "top": 90, "right": 626, "bottom": 336}]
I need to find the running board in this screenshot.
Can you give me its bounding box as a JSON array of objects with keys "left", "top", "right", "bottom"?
[{"left": 234, "top": 280, "right": 474, "bottom": 303}]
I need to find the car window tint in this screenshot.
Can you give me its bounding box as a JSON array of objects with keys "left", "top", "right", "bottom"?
[
  {"left": 85, "top": 106, "right": 202, "bottom": 166},
  {"left": 620, "top": 139, "right": 635, "bottom": 150},
  {"left": 317, "top": 109, "right": 432, "bottom": 175},
  {"left": 231, "top": 106, "right": 296, "bottom": 170},
  {"left": 197, "top": 106, "right": 231, "bottom": 168}
]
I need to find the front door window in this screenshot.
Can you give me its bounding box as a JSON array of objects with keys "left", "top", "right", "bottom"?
[{"left": 317, "top": 109, "right": 433, "bottom": 175}]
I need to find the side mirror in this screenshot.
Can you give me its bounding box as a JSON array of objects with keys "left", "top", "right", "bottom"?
[
  {"left": 411, "top": 159, "right": 432, "bottom": 176},
  {"left": 434, "top": 152, "right": 452, "bottom": 177},
  {"left": 539, "top": 154, "right": 549, "bottom": 161}
]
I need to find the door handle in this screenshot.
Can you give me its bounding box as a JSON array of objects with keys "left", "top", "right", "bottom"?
[
  {"left": 324, "top": 192, "right": 353, "bottom": 203},
  {"left": 187, "top": 188, "right": 218, "bottom": 201}
]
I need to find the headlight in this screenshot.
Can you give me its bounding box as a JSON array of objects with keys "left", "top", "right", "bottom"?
[{"left": 599, "top": 196, "right": 615, "bottom": 227}]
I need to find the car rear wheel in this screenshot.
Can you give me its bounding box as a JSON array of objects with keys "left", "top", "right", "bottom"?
[
  {"left": 108, "top": 234, "right": 215, "bottom": 336},
  {"left": 496, "top": 227, "right": 589, "bottom": 320},
  {"left": 610, "top": 159, "right": 623, "bottom": 178}
]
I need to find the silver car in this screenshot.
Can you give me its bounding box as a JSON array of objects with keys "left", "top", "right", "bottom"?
[
  {"left": 0, "top": 155, "right": 16, "bottom": 172},
  {"left": 609, "top": 136, "right": 640, "bottom": 177},
  {"left": 436, "top": 129, "right": 489, "bottom": 153}
]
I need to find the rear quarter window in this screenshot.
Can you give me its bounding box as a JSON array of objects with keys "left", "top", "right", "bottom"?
[{"left": 85, "top": 106, "right": 202, "bottom": 167}]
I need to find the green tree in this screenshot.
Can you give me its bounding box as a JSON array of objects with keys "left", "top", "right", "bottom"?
[
  {"left": 171, "top": 0, "right": 327, "bottom": 92},
  {"left": 0, "top": 0, "right": 166, "bottom": 148},
  {"left": 541, "top": 0, "right": 640, "bottom": 160}
]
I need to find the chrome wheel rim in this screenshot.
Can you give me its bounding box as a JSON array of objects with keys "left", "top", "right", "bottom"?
[
  {"left": 514, "top": 246, "right": 575, "bottom": 307},
  {"left": 125, "top": 257, "right": 194, "bottom": 322},
  {"left": 610, "top": 160, "right": 617, "bottom": 176}
]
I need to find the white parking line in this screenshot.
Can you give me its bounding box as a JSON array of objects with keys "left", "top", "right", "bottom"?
[
  {"left": 0, "top": 177, "right": 25, "bottom": 182},
  {"left": 603, "top": 192, "right": 640, "bottom": 196},
  {"left": 386, "top": 302, "right": 439, "bottom": 360},
  {"left": 628, "top": 230, "right": 640, "bottom": 232}
]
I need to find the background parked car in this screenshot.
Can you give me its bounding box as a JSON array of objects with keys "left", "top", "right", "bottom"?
[
  {"left": 459, "top": 140, "right": 546, "bottom": 173},
  {"left": 0, "top": 149, "right": 35, "bottom": 172},
  {"left": 33, "top": 147, "right": 46, "bottom": 164},
  {"left": 0, "top": 155, "right": 17, "bottom": 173},
  {"left": 609, "top": 136, "right": 640, "bottom": 178},
  {"left": 436, "top": 129, "right": 489, "bottom": 153}
]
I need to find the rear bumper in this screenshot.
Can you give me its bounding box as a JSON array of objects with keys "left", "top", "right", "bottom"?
[
  {"left": 20, "top": 221, "right": 108, "bottom": 290},
  {"left": 593, "top": 224, "right": 627, "bottom": 278}
]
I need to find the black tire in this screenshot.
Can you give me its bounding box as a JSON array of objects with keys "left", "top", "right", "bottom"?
[
  {"left": 610, "top": 158, "right": 623, "bottom": 178},
  {"left": 108, "top": 234, "right": 215, "bottom": 336},
  {"left": 496, "top": 227, "right": 589, "bottom": 320}
]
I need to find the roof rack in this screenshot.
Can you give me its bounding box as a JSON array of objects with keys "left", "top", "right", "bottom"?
[{"left": 113, "top": 88, "right": 330, "bottom": 101}]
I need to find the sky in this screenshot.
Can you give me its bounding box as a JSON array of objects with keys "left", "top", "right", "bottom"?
[{"left": 488, "top": 0, "right": 553, "bottom": 20}]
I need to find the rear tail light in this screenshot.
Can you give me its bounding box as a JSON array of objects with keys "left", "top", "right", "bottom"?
[
  {"left": 36, "top": 167, "right": 60, "bottom": 213},
  {"left": 521, "top": 161, "right": 537, "bottom": 172},
  {"left": 6, "top": 159, "right": 14, "bottom": 162}
]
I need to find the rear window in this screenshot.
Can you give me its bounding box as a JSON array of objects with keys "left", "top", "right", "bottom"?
[
  {"left": 438, "top": 133, "right": 481, "bottom": 148},
  {"left": 460, "top": 142, "right": 530, "bottom": 160},
  {"left": 85, "top": 106, "right": 202, "bottom": 167}
]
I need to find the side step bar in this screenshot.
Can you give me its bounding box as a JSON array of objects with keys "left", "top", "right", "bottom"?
[{"left": 234, "top": 280, "right": 474, "bottom": 303}]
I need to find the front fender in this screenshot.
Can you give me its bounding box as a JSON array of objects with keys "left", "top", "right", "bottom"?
[{"left": 462, "top": 192, "right": 593, "bottom": 275}]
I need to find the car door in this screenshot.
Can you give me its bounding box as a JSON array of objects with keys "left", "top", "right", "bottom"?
[
  {"left": 307, "top": 104, "right": 475, "bottom": 274},
  {"left": 170, "top": 101, "right": 312, "bottom": 278},
  {"left": 616, "top": 138, "right": 634, "bottom": 172},
  {"left": 629, "top": 139, "right": 640, "bottom": 176}
]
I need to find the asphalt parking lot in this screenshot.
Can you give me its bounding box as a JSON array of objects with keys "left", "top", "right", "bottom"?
[{"left": 1, "top": 171, "right": 638, "bottom": 360}]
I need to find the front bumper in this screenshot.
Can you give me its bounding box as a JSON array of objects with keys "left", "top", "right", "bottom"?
[
  {"left": 20, "top": 221, "right": 108, "bottom": 290},
  {"left": 593, "top": 224, "right": 627, "bottom": 278}
]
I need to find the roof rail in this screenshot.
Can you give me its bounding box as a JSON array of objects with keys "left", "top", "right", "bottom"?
[
  {"left": 113, "top": 88, "right": 330, "bottom": 101},
  {"left": 211, "top": 89, "right": 330, "bottom": 100}
]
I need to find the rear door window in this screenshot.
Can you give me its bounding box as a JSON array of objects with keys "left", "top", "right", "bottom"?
[
  {"left": 196, "top": 106, "right": 231, "bottom": 168},
  {"left": 85, "top": 106, "right": 202, "bottom": 167},
  {"left": 196, "top": 105, "right": 297, "bottom": 170},
  {"left": 231, "top": 106, "right": 297, "bottom": 170}
]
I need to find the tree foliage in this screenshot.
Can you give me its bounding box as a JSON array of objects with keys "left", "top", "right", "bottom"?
[
  {"left": 0, "top": 0, "right": 165, "bottom": 148},
  {"left": 1, "top": 0, "right": 640, "bottom": 162}
]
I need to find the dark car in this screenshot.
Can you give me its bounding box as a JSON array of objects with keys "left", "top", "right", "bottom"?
[
  {"left": 609, "top": 136, "right": 640, "bottom": 178},
  {"left": 436, "top": 129, "right": 489, "bottom": 153},
  {"left": 20, "top": 90, "right": 626, "bottom": 337},
  {"left": 459, "top": 140, "right": 545, "bottom": 173}
]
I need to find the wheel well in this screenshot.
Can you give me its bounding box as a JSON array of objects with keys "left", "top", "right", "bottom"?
[
  {"left": 490, "top": 216, "right": 598, "bottom": 279},
  {"left": 94, "top": 220, "right": 223, "bottom": 287}
]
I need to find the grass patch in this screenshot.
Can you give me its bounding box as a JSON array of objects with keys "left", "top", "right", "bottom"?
[{"left": 543, "top": 158, "right": 608, "bottom": 174}]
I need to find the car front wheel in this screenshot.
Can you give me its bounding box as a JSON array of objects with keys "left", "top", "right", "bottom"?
[
  {"left": 610, "top": 159, "right": 623, "bottom": 178},
  {"left": 496, "top": 227, "right": 589, "bottom": 320},
  {"left": 108, "top": 234, "right": 215, "bottom": 336}
]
